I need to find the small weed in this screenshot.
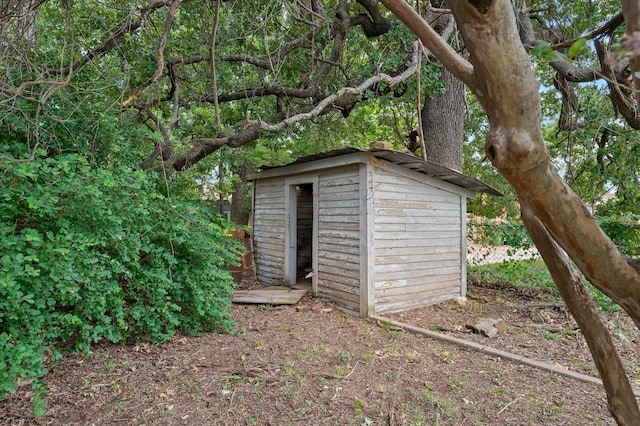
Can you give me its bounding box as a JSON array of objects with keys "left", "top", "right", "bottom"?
[
  {"left": 340, "top": 352, "right": 350, "bottom": 362},
  {"left": 450, "top": 378, "right": 468, "bottom": 389},
  {"left": 400, "top": 402, "right": 428, "bottom": 424},
  {"left": 226, "top": 375, "right": 247, "bottom": 387},
  {"left": 333, "top": 366, "right": 349, "bottom": 376},
  {"left": 542, "top": 402, "right": 562, "bottom": 416},
  {"left": 405, "top": 351, "right": 418, "bottom": 361},
  {"left": 542, "top": 331, "right": 560, "bottom": 341},
  {"left": 255, "top": 340, "right": 265, "bottom": 348},
  {"left": 283, "top": 359, "right": 305, "bottom": 382},
  {"left": 390, "top": 330, "right": 403, "bottom": 339},
  {"left": 434, "top": 350, "right": 455, "bottom": 361},
  {"left": 374, "top": 384, "right": 386, "bottom": 393},
  {"left": 359, "top": 329, "right": 376, "bottom": 339},
  {"left": 353, "top": 398, "right": 365, "bottom": 416},
  {"left": 422, "top": 383, "right": 436, "bottom": 403},
  {"left": 361, "top": 352, "right": 374, "bottom": 361}
]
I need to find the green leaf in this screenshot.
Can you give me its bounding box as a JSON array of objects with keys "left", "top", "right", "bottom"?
[{"left": 567, "top": 38, "right": 587, "bottom": 59}]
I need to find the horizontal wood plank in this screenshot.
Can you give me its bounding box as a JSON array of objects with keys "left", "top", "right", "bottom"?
[
  {"left": 375, "top": 292, "right": 459, "bottom": 313},
  {"left": 375, "top": 272, "right": 461, "bottom": 289},
  {"left": 232, "top": 288, "right": 308, "bottom": 305}
]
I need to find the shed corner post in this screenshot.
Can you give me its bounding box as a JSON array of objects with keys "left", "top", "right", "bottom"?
[
  {"left": 311, "top": 176, "right": 319, "bottom": 296},
  {"left": 359, "top": 161, "right": 376, "bottom": 317}
]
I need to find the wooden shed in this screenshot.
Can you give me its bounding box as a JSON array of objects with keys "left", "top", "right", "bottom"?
[{"left": 249, "top": 148, "right": 500, "bottom": 316}]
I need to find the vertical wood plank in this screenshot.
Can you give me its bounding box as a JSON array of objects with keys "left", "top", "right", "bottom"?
[
  {"left": 460, "top": 195, "right": 468, "bottom": 299},
  {"left": 359, "top": 162, "right": 375, "bottom": 317}
]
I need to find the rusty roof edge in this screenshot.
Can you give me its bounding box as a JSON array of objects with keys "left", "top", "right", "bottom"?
[
  {"left": 253, "top": 148, "right": 502, "bottom": 196},
  {"left": 369, "top": 149, "right": 503, "bottom": 196}
]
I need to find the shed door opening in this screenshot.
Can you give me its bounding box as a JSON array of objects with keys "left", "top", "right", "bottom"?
[{"left": 288, "top": 183, "right": 314, "bottom": 285}]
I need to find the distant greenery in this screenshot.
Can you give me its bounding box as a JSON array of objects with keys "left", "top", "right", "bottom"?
[
  {"left": 468, "top": 259, "right": 622, "bottom": 314},
  {"left": 470, "top": 214, "right": 640, "bottom": 256},
  {"left": 468, "top": 259, "right": 556, "bottom": 293},
  {"left": 468, "top": 218, "right": 532, "bottom": 247},
  {"left": 0, "top": 154, "right": 242, "bottom": 415},
  {"left": 468, "top": 213, "right": 634, "bottom": 316}
]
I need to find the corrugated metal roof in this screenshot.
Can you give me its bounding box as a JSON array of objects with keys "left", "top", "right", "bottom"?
[{"left": 261, "top": 148, "right": 502, "bottom": 196}]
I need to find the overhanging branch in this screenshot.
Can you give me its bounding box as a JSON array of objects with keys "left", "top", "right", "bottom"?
[{"left": 245, "top": 44, "right": 421, "bottom": 132}]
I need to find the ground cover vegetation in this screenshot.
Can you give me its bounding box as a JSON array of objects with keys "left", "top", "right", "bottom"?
[
  {"left": 0, "top": 152, "right": 242, "bottom": 414},
  {"left": 2, "top": 274, "right": 638, "bottom": 425},
  {"left": 2, "top": 0, "right": 640, "bottom": 423}
]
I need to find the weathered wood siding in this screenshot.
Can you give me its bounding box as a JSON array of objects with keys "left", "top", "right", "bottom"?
[
  {"left": 253, "top": 178, "right": 286, "bottom": 286},
  {"left": 316, "top": 166, "right": 361, "bottom": 313},
  {"left": 372, "top": 165, "right": 464, "bottom": 313}
]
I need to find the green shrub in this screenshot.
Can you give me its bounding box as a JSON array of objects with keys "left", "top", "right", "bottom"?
[
  {"left": 596, "top": 213, "right": 640, "bottom": 256},
  {"left": 0, "top": 154, "right": 242, "bottom": 413}
]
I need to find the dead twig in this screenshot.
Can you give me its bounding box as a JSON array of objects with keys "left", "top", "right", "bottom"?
[
  {"left": 517, "top": 303, "right": 566, "bottom": 311},
  {"left": 497, "top": 396, "right": 520, "bottom": 415}
]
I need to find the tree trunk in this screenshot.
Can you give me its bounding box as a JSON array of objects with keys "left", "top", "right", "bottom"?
[
  {"left": 380, "top": 0, "right": 640, "bottom": 423},
  {"left": 447, "top": 0, "right": 640, "bottom": 328},
  {"left": 230, "top": 162, "right": 252, "bottom": 225},
  {"left": 422, "top": 67, "right": 465, "bottom": 171},
  {"left": 521, "top": 200, "right": 640, "bottom": 425}
]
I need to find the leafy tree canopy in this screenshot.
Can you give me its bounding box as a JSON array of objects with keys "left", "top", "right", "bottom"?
[{"left": 1, "top": 0, "right": 637, "bottom": 220}]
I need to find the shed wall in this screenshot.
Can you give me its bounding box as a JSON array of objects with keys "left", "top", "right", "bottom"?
[
  {"left": 316, "top": 165, "right": 361, "bottom": 313},
  {"left": 252, "top": 153, "right": 472, "bottom": 316},
  {"left": 253, "top": 177, "right": 286, "bottom": 285},
  {"left": 372, "top": 165, "right": 464, "bottom": 313}
]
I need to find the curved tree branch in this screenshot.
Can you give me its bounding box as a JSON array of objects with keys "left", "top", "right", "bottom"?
[
  {"left": 245, "top": 43, "right": 420, "bottom": 132},
  {"left": 622, "top": 0, "right": 640, "bottom": 108},
  {"left": 379, "top": 0, "right": 474, "bottom": 88},
  {"left": 595, "top": 39, "right": 640, "bottom": 129},
  {"left": 351, "top": 0, "right": 391, "bottom": 37},
  {"left": 48, "top": 0, "right": 171, "bottom": 76},
  {"left": 123, "top": 0, "right": 182, "bottom": 107}
]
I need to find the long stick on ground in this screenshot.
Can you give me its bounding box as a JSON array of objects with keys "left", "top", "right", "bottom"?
[{"left": 370, "top": 315, "right": 640, "bottom": 398}]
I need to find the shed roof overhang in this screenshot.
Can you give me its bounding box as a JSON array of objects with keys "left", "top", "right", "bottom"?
[{"left": 250, "top": 148, "right": 502, "bottom": 196}]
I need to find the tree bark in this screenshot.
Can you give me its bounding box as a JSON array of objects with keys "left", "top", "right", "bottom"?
[
  {"left": 521, "top": 200, "right": 640, "bottom": 425},
  {"left": 231, "top": 162, "right": 253, "bottom": 225},
  {"left": 422, "top": 66, "right": 465, "bottom": 171}
]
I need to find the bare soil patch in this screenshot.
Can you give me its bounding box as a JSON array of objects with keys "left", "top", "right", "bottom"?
[{"left": 2, "top": 281, "right": 639, "bottom": 425}]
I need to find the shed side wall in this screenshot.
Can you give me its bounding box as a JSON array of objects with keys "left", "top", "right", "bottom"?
[
  {"left": 317, "top": 165, "right": 361, "bottom": 313},
  {"left": 253, "top": 178, "right": 286, "bottom": 285},
  {"left": 372, "top": 165, "right": 464, "bottom": 313}
]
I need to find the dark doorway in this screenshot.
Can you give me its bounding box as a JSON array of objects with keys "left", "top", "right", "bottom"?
[{"left": 295, "top": 184, "right": 314, "bottom": 281}]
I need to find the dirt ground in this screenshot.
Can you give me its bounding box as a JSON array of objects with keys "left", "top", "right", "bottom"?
[{"left": 2, "top": 280, "right": 639, "bottom": 426}]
